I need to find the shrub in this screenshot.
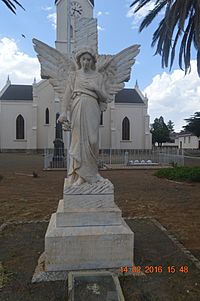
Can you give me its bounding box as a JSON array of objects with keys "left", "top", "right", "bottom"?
[{"left": 154, "top": 167, "right": 200, "bottom": 182}]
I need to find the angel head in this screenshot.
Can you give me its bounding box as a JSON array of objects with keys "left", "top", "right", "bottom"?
[{"left": 75, "top": 47, "right": 97, "bottom": 71}]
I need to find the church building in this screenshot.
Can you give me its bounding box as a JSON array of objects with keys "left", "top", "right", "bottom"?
[{"left": 0, "top": 0, "right": 152, "bottom": 151}]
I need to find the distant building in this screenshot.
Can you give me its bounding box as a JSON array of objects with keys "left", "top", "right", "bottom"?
[{"left": 175, "top": 133, "right": 200, "bottom": 149}]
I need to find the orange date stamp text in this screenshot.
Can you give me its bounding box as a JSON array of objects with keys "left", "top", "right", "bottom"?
[{"left": 120, "top": 265, "right": 189, "bottom": 274}]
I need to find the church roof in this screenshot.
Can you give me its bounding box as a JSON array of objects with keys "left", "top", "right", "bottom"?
[
  {"left": 0, "top": 85, "right": 33, "bottom": 101},
  {"left": 55, "top": 0, "right": 94, "bottom": 6},
  {"left": 115, "top": 88, "right": 144, "bottom": 104},
  {"left": 0, "top": 85, "right": 144, "bottom": 104}
]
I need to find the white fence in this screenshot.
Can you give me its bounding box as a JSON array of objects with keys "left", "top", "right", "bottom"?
[
  {"left": 44, "top": 147, "right": 184, "bottom": 169},
  {"left": 99, "top": 148, "right": 184, "bottom": 167}
]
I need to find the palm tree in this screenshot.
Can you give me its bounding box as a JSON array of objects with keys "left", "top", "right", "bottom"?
[
  {"left": 1, "top": 0, "right": 24, "bottom": 14},
  {"left": 130, "top": 0, "right": 200, "bottom": 76}
]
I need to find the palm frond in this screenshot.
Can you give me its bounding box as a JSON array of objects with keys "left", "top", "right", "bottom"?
[
  {"left": 130, "top": 0, "right": 200, "bottom": 76},
  {"left": 185, "top": 19, "right": 194, "bottom": 73},
  {"left": 197, "top": 50, "right": 200, "bottom": 77},
  {"left": 1, "top": 0, "right": 25, "bottom": 14},
  {"left": 193, "top": 2, "right": 200, "bottom": 50},
  {"left": 179, "top": 16, "right": 193, "bottom": 72},
  {"left": 178, "top": 0, "right": 190, "bottom": 30},
  {"left": 139, "top": 1, "right": 168, "bottom": 32},
  {"left": 130, "top": 0, "right": 152, "bottom": 10},
  {"left": 170, "top": 28, "right": 182, "bottom": 70}
]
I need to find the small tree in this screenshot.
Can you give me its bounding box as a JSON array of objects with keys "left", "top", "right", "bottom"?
[
  {"left": 183, "top": 112, "right": 200, "bottom": 137},
  {"left": 167, "top": 120, "right": 175, "bottom": 133},
  {"left": 151, "top": 116, "right": 170, "bottom": 147}
]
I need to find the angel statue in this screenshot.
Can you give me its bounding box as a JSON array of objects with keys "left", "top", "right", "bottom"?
[{"left": 33, "top": 38, "right": 140, "bottom": 186}]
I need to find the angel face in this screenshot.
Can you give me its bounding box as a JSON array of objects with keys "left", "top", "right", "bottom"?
[{"left": 79, "top": 53, "right": 95, "bottom": 71}]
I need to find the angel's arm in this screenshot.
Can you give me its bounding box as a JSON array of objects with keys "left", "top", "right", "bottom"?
[
  {"left": 62, "top": 82, "right": 72, "bottom": 112},
  {"left": 93, "top": 73, "right": 109, "bottom": 103}
]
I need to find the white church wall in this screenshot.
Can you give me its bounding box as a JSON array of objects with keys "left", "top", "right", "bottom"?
[
  {"left": 99, "top": 101, "right": 152, "bottom": 150},
  {"left": 35, "top": 80, "right": 57, "bottom": 150},
  {"left": 0, "top": 102, "right": 33, "bottom": 150},
  {"left": 144, "top": 113, "right": 152, "bottom": 149},
  {"left": 99, "top": 107, "right": 111, "bottom": 149},
  {"left": 115, "top": 103, "right": 146, "bottom": 149}
]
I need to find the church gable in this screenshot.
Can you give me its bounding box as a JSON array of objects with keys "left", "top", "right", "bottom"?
[
  {"left": 115, "top": 88, "right": 144, "bottom": 104},
  {"left": 0, "top": 85, "right": 33, "bottom": 102}
]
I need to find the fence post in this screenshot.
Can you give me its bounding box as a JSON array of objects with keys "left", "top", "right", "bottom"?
[
  {"left": 124, "top": 151, "right": 129, "bottom": 165},
  {"left": 44, "top": 149, "right": 47, "bottom": 169}
]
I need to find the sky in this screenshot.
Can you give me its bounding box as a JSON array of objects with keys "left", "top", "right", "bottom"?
[{"left": 0, "top": 0, "right": 200, "bottom": 131}]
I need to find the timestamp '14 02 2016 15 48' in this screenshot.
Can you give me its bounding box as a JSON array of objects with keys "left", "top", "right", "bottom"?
[{"left": 120, "top": 265, "right": 189, "bottom": 274}]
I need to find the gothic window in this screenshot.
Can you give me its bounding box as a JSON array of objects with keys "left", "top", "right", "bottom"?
[
  {"left": 70, "top": 25, "right": 73, "bottom": 39},
  {"left": 100, "top": 112, "right": 103, "bottom": 125},
  {"left": 122, "top": 117, "right": 130, "bottom": 140},
  {"left": 45, "top": 108, "right": 49, "bottom": 124},
  {"left": 16, "top": 114, "right": 24, "bottom": 139}
]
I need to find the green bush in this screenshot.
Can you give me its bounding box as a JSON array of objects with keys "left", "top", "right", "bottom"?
[{"left": 154, "top": 167, "right": 200, "bottom": 182}]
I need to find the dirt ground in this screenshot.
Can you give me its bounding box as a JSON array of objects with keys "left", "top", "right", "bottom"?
[
  {"left": 0, "top": 153, "right": 200, "bottom": 300},
  {"left": 0, "top": 153, "right": 200, "bottom": 258}
]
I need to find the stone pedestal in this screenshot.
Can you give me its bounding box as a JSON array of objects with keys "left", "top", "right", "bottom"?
[{"left": 45, "top": 178, "right": 134, "bottom": 271}]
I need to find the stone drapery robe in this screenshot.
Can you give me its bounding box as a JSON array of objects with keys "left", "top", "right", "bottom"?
[{"left": 62, "top": 70, "right": 108, "bottom": 183}]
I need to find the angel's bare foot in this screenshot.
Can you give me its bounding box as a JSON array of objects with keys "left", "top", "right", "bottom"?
[
  {"left": 67, "top": 175, "right": 74, "bottom": 184},
  {"left": 66, "top": 174, "right": 77, "bottom": 186},
  {"left": 72, "top": 176, "right": 85, "bottom": 186}
]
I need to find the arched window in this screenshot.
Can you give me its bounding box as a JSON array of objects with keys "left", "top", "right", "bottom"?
[
  {"left": 100, "top": 112, "right": 103, "bottom": 125},
  {"left": 122, "top": 117, "right": 130, "bottom": 140},
  {"left": 45, "top": 108, "right": 49, "bottom": 124},
  {"left": 70, "top": 25, "right": 73, "bottom": 39},
  {"left": 16, "top": 114, "right": 24, "bottom": 139}
]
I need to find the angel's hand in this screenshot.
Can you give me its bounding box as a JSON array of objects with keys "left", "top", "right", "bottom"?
[
  {"left": 62, "top": 120, "right": 71, "bottom": 131},
  {"left": 57, "top": 112, "right": 67, "bottom": 124},
  {"left": 99, "top": 102, "right": 107, "bottom": 112}
]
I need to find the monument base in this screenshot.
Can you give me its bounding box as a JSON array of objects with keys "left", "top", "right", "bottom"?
[{"left": 44, "top": 178, "right": 134, "bottom": 272}]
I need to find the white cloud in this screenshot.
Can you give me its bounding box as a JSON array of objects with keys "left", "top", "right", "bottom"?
[
  {"left": 41, "top": 6, "right": 53, "bottom": 11},
  {"left": 0, "top": 37, "right": 40, "bottom": 90},
  {"left": 47, "top": 13, "right": 56, "bottom": 30},
  {"left": 96, "top": 10, "right": 109, "bottom": 31},
  {"left": 97, "top": 25, "right": 105, "bottom": 32},
  {"left": 96, "top": 10, "right": 109, "bottom": 17},
  {"left": 127, "top": 1, "right": 156, "bottom": 29},
  {"left": 145, "top": 60, "right": 200, "bottom": 131}
]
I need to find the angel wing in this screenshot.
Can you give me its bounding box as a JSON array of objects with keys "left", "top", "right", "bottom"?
[
  {"left": 32, "top": 38, "right": 76, "bottom": 102},
  {"left": 97, "top": 45, "right": 140, "bottom": 103}
]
